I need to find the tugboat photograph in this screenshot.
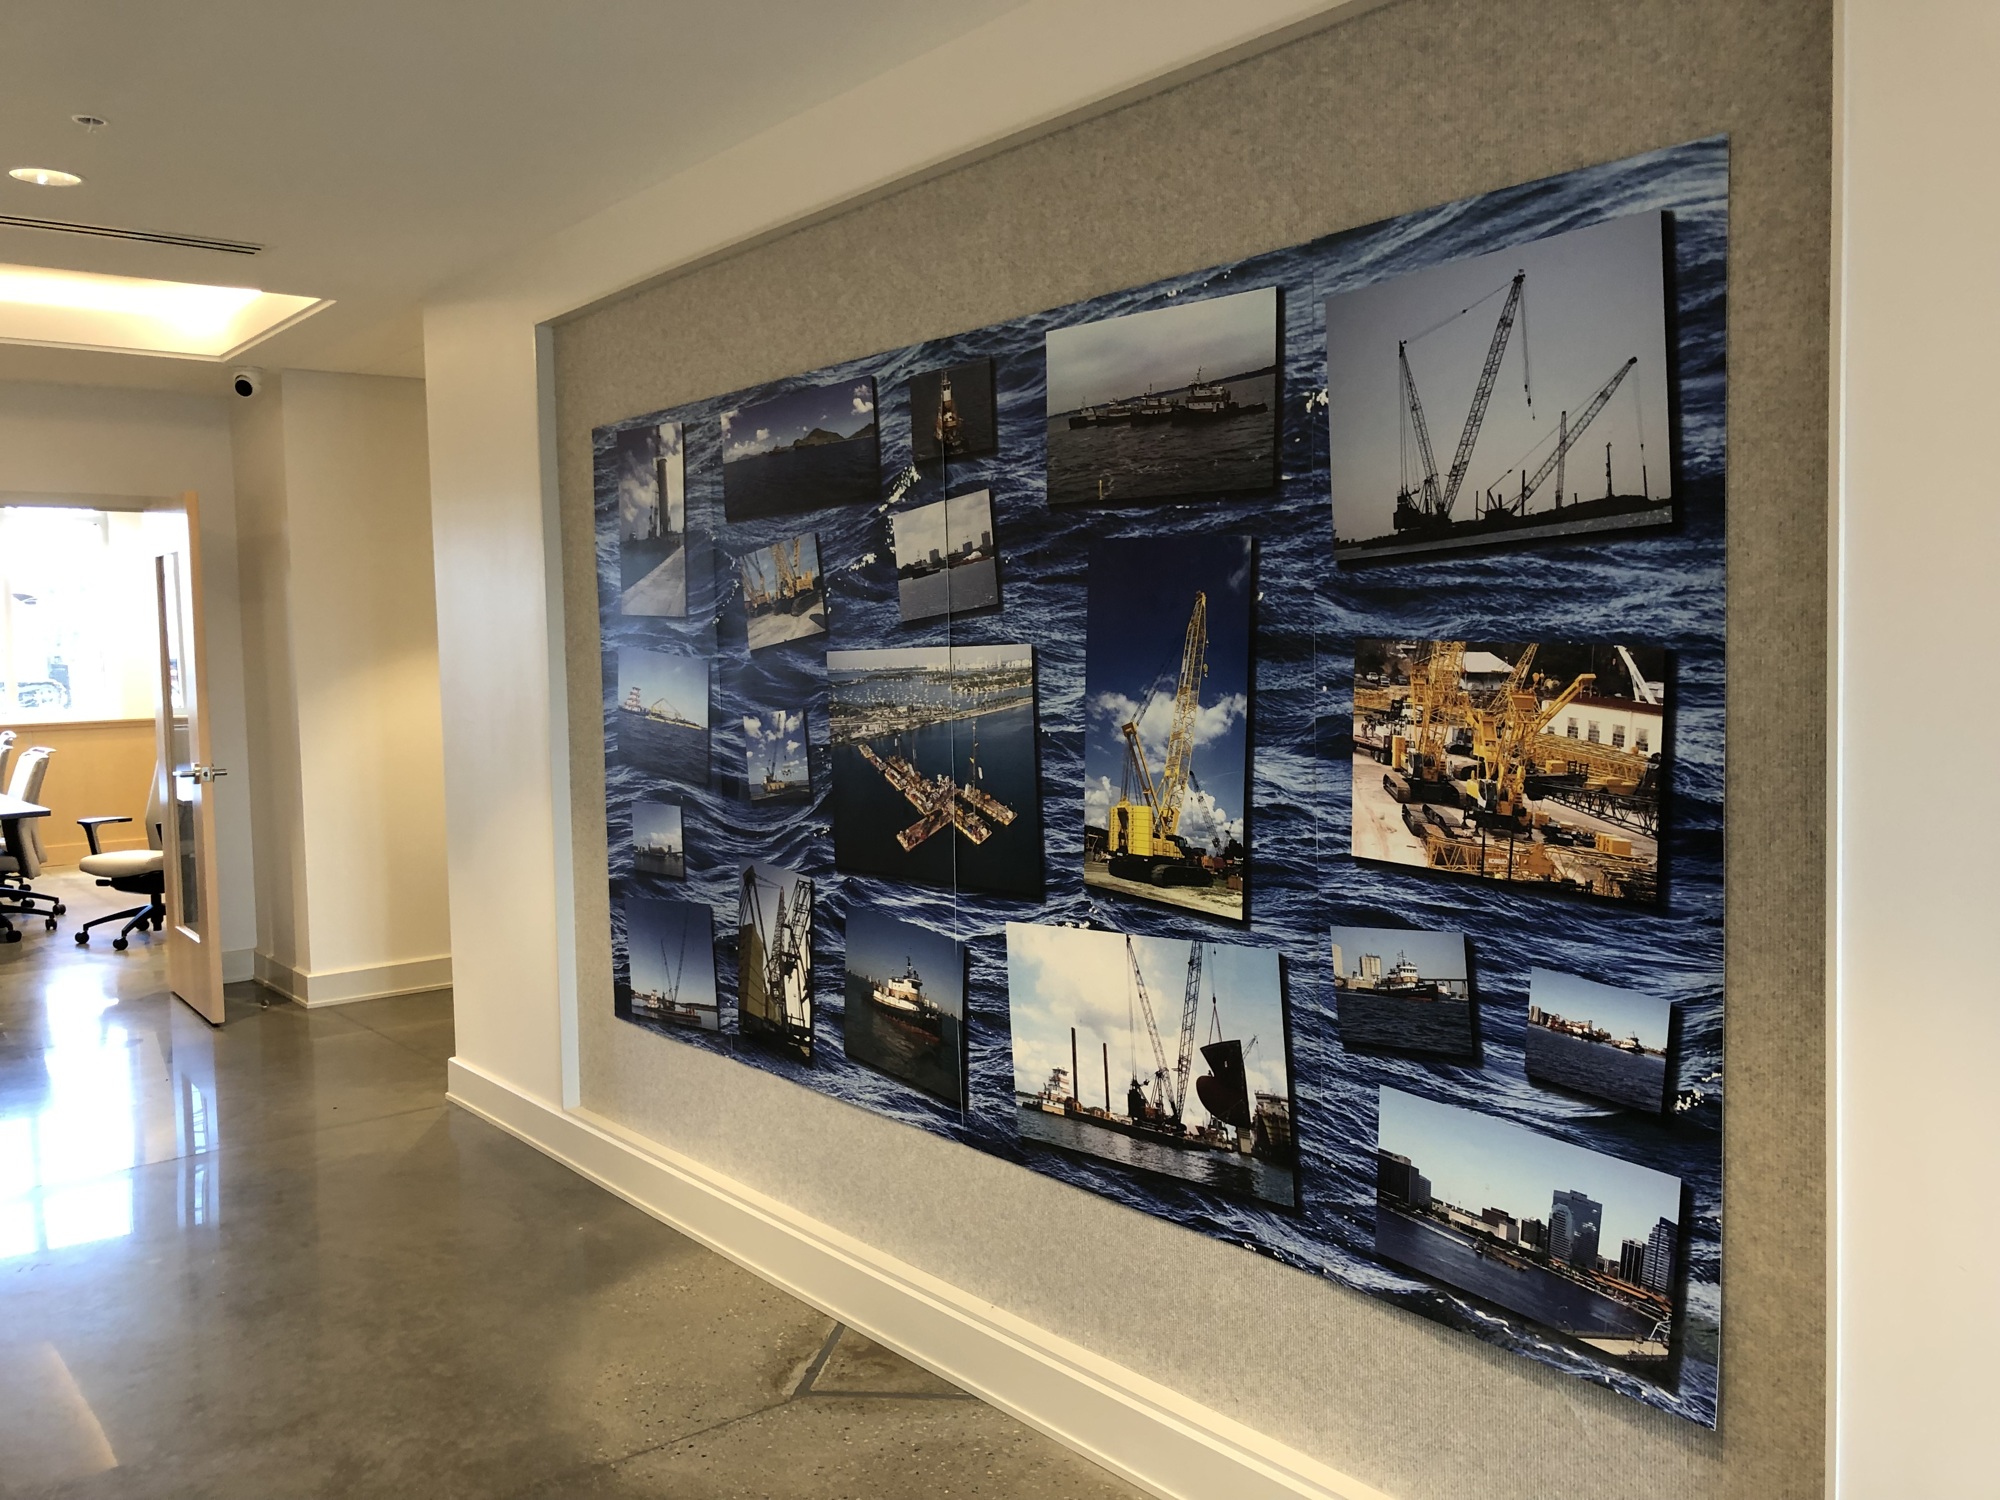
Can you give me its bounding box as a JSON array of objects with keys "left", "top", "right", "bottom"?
[{"left": 842, "top": 906, "right": 966, "bottom": 1106}]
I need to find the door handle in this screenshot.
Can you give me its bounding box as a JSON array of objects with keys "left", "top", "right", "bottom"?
[{"left": 179, "top": 765, "right": 229, "bottom": 783}]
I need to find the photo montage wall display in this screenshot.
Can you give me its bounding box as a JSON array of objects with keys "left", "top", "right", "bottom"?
[{"left": 587, "top": 135, "right": 1729, "bottom": 1426}]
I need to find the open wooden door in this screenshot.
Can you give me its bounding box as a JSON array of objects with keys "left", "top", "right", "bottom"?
[{"left": 155, "top": 491, "right": 225, "bottom": 1025}]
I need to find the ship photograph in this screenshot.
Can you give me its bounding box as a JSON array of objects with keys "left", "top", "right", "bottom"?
[
  {"left": 1375, "top": 1087, "right": 1683, "bottom": 1367},
  {"left": 890, "top": 488, "right": 1000, "bottom": 624},
  {"left": 1082, "top": 534, "right": 1251, "bottom": 921},
  {"left": 1524, "top": 967, "right": 1676, "bottom": 1115},
  {"left": 1326, "top": 210, "right": 1673, "bottom": 562},
  {"left": 1350, "top": 637, "right": 1666, "bottom": 905},
  {"left": 744, "top": 708, "right": 810, "bottom": 804},
  {"left": 909, "top": 357, "right": 996, "bottom": 463},
  {"left": 613, "top": 419, "right": 688, "bottom": 617},
  {"left": 630, "top": 799, "right": 685, "bottom": 879},
  {"left": 615, "top": 646, "right": 709, "bottom": 784},
  {"left": 1006, "top": 923, "right": 1296, "bottom": 1209},
  {"left": 617, "top": 894, "right": 718, "bottom": 1034},
  {"left": 721, "top": 378, "right": 879, "bottom": 521},
  {"left": 737, "top": 862, "right": 814, "bottom": 1063},
  {"left": 737, "top": 530, "right": 829, "bottom": 651},
  {"left": 1331, "top": 925, "right": 1476, "bottom": 1059},
  {"left": 826, "top": 643, "right": 1041, "bottom": 899},
  {"left": 1045, "top": 285, "right": 1278, "bottom": 506},
  {"left": 842, "top": 905, "right": 966, "bottom": 1107}
]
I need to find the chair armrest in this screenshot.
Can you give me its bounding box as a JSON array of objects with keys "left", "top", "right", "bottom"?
[{"left": 76, "top": 815, "right": 131, "bottom": 856}]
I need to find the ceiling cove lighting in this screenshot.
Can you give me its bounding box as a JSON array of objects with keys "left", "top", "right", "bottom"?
[
  {"left": 0, "top": 262, "right": 329, "bottom": 359},
  {"left": 9, "top": 167, "right": 83, "bottom": 187}
]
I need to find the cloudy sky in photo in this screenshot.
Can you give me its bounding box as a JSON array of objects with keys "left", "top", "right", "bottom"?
[
  {"left": 617, "top": 647, "right": 708, "bottom": 727},
  {"left": 722, "top": 379, "right": 876, "bottom": 461},
  {"left": 1046, "top": 285, "right": 1277, "bottom": 415}
]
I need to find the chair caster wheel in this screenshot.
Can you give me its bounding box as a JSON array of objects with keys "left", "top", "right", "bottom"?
[
  {"left": 2, "top": 930, "right": 20, "bottom": 944},
  {"left": 46, "top": 918, "right": 58, "bottom": 931},
  {"left": 75, "top": 932, "right": 89, "bottom": 945},
  {"left": 112, "top": 937, "right": 128, "bottom": 951},
  {"left": 54, "top": 904, "right": 66, "bottom": 915}
]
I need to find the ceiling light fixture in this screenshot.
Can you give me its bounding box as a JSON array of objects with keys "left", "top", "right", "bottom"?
[
  {"left": 9, "top": 167, "right": 83, "bottom": 188},
  {"left": 0, "top": 262, "right": 329, "bottom": 359},
  {"left": 71, "top": 115, "right": 108, "bottom": 131}
]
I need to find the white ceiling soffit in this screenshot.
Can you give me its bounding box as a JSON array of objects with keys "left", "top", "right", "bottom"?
[{"left": 0, "top": 262, "right": 327, "bottom": 360}]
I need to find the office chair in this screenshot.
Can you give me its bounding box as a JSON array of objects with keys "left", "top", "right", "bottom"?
[
  {"left": 0, "top": 746, "right": 66, "bottom": 936},
  {"left": 0, "top": 729, "right": 15, "bottom": 791},
  {"left": 74, "top": 775, "right": 167, "bottom": 951}
]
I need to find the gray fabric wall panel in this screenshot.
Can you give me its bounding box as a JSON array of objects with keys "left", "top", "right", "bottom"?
[{"left": 551, "top": 2, "right": 1831, "bottom": 1494}]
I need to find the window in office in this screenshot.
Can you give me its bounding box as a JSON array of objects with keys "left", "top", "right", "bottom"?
[{"left": 0, "top": 507, "right": 169, "bottom": 721}]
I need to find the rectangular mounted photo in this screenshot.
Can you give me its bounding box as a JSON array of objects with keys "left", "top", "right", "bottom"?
[
  {"left": 1375, "top": 1087, "right": 1683, "bottom": 1367},
  {"left": 1045, "top": 285, "right": 1278, "bottom": 507},
  {"left": 1007, "top": 923, "right": 1296, "bottom": 1210},
  {"left": 842, "top": 906, "right": 966, "bottom": 1108},
  {"left": 615, "top": 647, "right": 710, "bottom": 785},
  {"left": 1331, "top": 925, "right": 1475, "bottom": 1059},
  {"left": 631, "top": 799, "right": 685, "bottom": 879},
  {"left": 618, "top": 895, "right": 718, "bottom": 1033},
  {"left": 910, "top": 358, "right": 997, "bottom": 462},
  {"left": 721, "top": 378, "right": 879, "bottom": 521},
  {"left": 1082, "top": 534, "right": 1252, "bottom": 922},
  {"left": 826, "top": 643, "right": 1041, "bottom": 900},
  {"left": 1525, "top": 967, "right": 1676, "bottom": 1115},
  {"left": 1350, "top": 638, "right": 1665, "bottom": 905},
  {"left": 737, "top": 862, "right": 813, "bottom": 1063},
  {"left": 889, "top": 488, "right": 999, "bottom": 624},
  {"left": 738, "top": 531, "right": 829, "bottom": 650},
  {"left": 744, "top": 707, "right": 810, "bottom": 804},
  {"left": 1327, "top": 211, "right": 1673, "bottom": 561},
  {"left": 611, "top": 420, "right": 688, "bottom": 616}
]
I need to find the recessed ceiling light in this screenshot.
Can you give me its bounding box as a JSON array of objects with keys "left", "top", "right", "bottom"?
[
  {"left": 9, "top": 167, "right": 83, "bottom": 188},
  {"left": 0, "top": 261, "right": 330, "bottom": 359},
  {"left": 71, "top": 115, "right": 108, "bottom": 130}
]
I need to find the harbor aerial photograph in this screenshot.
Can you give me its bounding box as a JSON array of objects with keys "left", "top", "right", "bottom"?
[
  {"left": 615, "top": 646, "right": 709, "bottom": 783},
  {"left": 738, "top": 531, "right": 829, "bottom": 650},
  {"left": 1045, "top": 285, "right": 1278, "bottom": 506},
  {"left": 890, "top": 488, "right": 999, "bottom": 623},
  {"left": 1330, "top": 924, "right": 1476, "bottom": 1058},
  {"left": 721, "top": 377, "right": 879, "bottom": 520},
  {"left": 842, "top": 905, "right": 966, "bottom": 1107},
  {"left": 1325, "top": 210, "right": 1672, "bottom": 562},
  {"left": 1007, "top": 923, "right": 1295, "bottom": 1209},
  {"left": 1524, "top": 967, "right": 1676, "bottom": 1114},
  {"left": 909, "top": 357, "right": 996, "bottom": 463},
  {"left": 619, "top": 894, "right": 718, "bottom": 1034},
  {"left": 630, "top": 799, "right": 684, "bottom": 879},
  {"left": 1375, "top": 1086, "right": 1683, "bottom": 1367},
  {"left": 738, "top": 862, "right": 814, "bottom": 1064},
  {"left": 1350, "top": 637, "right": 1666, "bottom": 904}
]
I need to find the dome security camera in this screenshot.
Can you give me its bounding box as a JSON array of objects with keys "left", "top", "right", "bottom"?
[{"left": 231, "top": 368, "right": 262, "bottom": 398}]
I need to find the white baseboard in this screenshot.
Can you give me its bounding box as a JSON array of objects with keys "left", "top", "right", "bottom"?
[
  {"left": 254, "top": 951, "right": 453, "bottom": 1006},
  {"left": 446, "top": 1057, "right": 1391, "bottom": 1500}
]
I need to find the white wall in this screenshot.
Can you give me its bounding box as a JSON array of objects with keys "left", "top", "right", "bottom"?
[
  {"left": 1835, "top": 2, "right": 2000, "bottom": 1495},
  {"left": 0, "top": 379, "right": 259, "bottom": 973}
]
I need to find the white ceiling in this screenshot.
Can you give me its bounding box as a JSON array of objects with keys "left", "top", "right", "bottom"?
[{"left": 0, "top": 1, "right": 1023, "bottom": 394}]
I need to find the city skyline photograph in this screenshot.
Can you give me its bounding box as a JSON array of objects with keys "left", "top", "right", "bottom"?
[
  {"left": 891, "top": 488, "right": 999, "bottom": 623},
  {"left": 1525, "top": 967, "right": 1677, "bottom": 1115}
]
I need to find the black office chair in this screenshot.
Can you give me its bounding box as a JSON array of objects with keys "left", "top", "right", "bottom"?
[{"left": 74, "top": 778, "right": 167, "bottom": 951}]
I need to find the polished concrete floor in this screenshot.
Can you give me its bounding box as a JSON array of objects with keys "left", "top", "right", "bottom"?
[{"left": 0, "top": 871, "right": 1142, "bottom": 1499}]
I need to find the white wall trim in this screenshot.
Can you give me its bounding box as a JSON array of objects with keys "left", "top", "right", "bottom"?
[
  {"left": 255, "top": 950, "right": 452, "bottom": 1006},
  {"left": 446, "top": 1056, "right": 1392, "bottom": 1500}
]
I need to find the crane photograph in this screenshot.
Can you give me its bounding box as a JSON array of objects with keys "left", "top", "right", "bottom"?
[
  {"left": 617, "top": 894, "right": 718, "bottom": 1034},
  {"left": 737, "top": 529, "right": 828, "bottom": 651},
  {"left": 1326, "top": 209, "right": 1674, "bottom": 562},
  {"left": 1006, "top": 922, "right": 1296, "bottom": 1210},
  {"left": 1081, "top": 534, "right": 1254, "bottom": 921}
]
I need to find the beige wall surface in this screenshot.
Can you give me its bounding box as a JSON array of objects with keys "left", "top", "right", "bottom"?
[
  {"left": 0, "top": 719, "right": 153, "bottom": 866},
  {"left": 549, "top": 1, "right": 1830, "bottom": 1496}
]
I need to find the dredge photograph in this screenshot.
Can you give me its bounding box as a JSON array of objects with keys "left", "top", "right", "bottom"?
[
  {"left": 1524, "top": 967, "right": 1676, "bottom": 1116},
  {"left": 1326, "top": 211, "right": 1673, "bottom": 561},
  {"left": 1350, "top": 637, "right": 1666, "bottom": 904},
  {"left": 1083, "top": 534, "right": 1251, "bottom": 921},
  {"left": 1331, "top": 924, "right": 1476, "bottom": 1059},
  {"left": 842, "top": 905, "right": 966, "bottom": 1108},
  {"left": 1375, "top": 1086, "right": 1683, "bottom": 1366},
  {"left": 826, "top": 643, "right": 1040, "bottom": 899},
  {"left": 618, "top": 895, "right": 718, "bottom": 1034},
  {"left": 737, "top": 862, "right": 814, "bottom": 1063},
  {"left": 1007, "top": 923, "right": 1296, "bottom": 1209},
  {"left": 613, "top": 419, "right": 688, "bottom": 617},
  {"left": 737, "top": 531, "right": 828, "bottom": 650}
]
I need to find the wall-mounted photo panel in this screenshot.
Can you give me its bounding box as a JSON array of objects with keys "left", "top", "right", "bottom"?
[
  {"left": 1525, "top": 968, "right": 1677, "bottom": 1115},
  {"left": 842, "top": 906, "right": 967, "bottom": 1108},
  {"left": 1008, "top": 924, "right": 1296, "bottom": 1209},
  {"left": 737, "top": 862, "right": 813, "bottom": 1063},
  {"left": 618, "top": 895, "right": 718, "bottom": 1033},
  {"left": 1045, "top": 285, "right": 1278, "bottom": 506},
  {"left": 890, "top": 488, "right": 999, "bottom": 624},
  {"left": 826, "top": 644, "right": 1041, "bottom": 899},
  {"left": 738, "top": 531, "right": 829, "bottom": 650},
  {"left": 1375, "top": 1087, "right": 1682, "bottom": 1368},
  {"left": 743, "top": 707, "right": 810, "bottom": 804},
  {"left": 1350, "top": 638, "right": 1666, "bottom": 905},
  {"left": 631, "top": 799, "right": 685, "bottom": 879},
  {"left": 1083, "top": 534, "right": 1252, "bottom": 922},
  {"left": 910, "top": 357, "right": 997, "bottom": 462},
  {"left": 721, "top": 378, "right": 879, "bottom": 521},
  {"left": 615, "top": 647, "right": 709, "bottom": 784},
  {"left": 1327, "top": 210, "right": 1673, "bottom": 562},
  {"left": 1331, "top": 925, "right": 1475, "bottom": 1059},
  {"left": 612, "top": 420, "right": 688, "bottom": 617}
]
